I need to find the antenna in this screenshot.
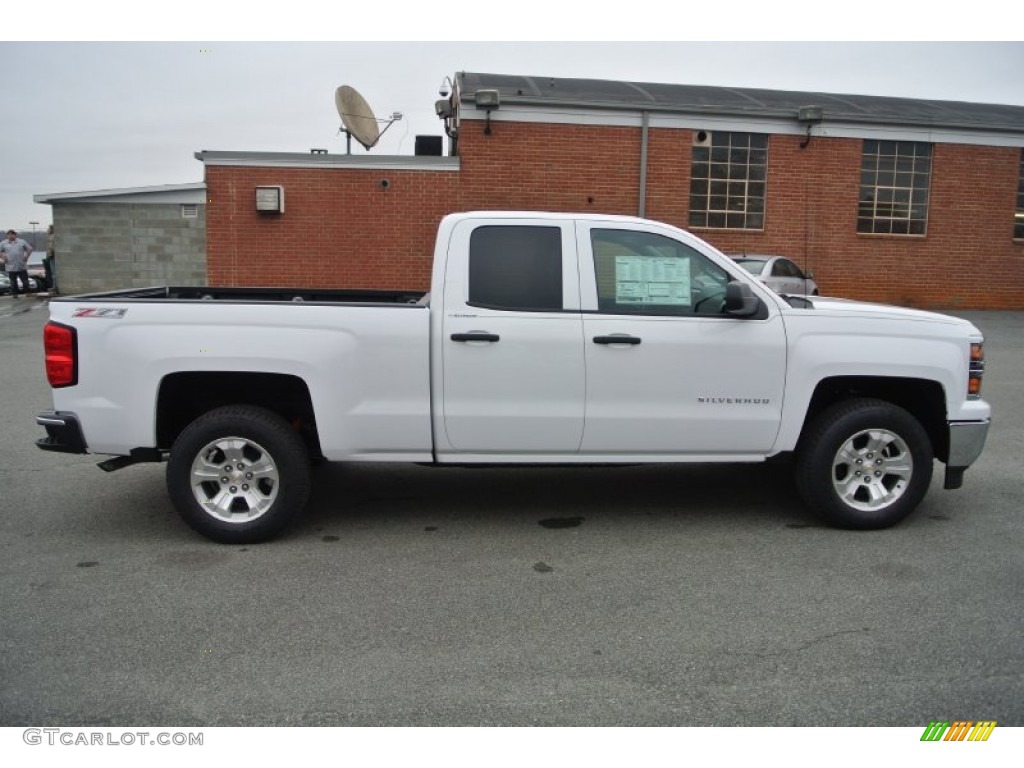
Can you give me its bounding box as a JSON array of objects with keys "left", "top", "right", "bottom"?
[{"left": 335, "top": 85, "right": 402, "bottom": 154}]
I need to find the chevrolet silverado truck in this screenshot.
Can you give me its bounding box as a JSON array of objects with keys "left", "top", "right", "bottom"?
[{"left": 35, "top": 212, "right": 991, "bottom": 542}]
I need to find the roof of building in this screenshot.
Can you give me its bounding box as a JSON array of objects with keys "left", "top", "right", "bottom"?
[
  {"left": 34, "top": 183, "right": 207, "bottom": 205},
  {"left": 194, "top": 151, "right": 458, "bottom": 171},
  {"left": 457, "top": 72, "right": 1024, "bottom": 134}
]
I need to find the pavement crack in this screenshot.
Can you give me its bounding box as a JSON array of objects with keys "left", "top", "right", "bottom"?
[
  {"left": 734, "top": 627, "right": 873, "bottom": 659},
  {"left": 787, "top": 627, "right": 872, "bottom": 653}
]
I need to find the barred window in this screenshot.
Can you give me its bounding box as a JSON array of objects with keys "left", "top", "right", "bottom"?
[
  {"left": 1015, "top": 149, "right": 1024, "bottom": 240},
  {"left": 857, "top": 140, "right": 931, "bottom": 235},
  {"left": 689, "top": 132, "right": 767, "bottom": 230}
]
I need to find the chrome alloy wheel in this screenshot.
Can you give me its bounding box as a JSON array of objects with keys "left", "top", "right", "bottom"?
[
  {"left": 831, "top": 428, "right": 913, "bottom": 512},
  {"left": 189, "top": 436, "right": 280, "bottom": 523}
]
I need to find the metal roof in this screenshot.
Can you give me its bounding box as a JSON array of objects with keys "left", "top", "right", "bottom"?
[
  {"left": 34, "top": 183, "right": 207, "bottom": 204},
  {"left": 457, "top": 72, "right": 1024, "bottom": 134}
]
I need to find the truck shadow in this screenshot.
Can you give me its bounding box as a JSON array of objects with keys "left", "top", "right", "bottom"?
[{"left": 300, "top": 458, "right": 815, "bottom": 533}]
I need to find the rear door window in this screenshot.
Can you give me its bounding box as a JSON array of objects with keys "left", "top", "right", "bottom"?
[{"left": 469, "top": 226, "right": 563, "bottom": 311}]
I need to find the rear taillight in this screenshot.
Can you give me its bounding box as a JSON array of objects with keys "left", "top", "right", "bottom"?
[
  {"left": 44, "top": 321, "right": 78, "bottom": 388},
  {"left": 968, "top": 342, "right": 985, "bottom": 399}
]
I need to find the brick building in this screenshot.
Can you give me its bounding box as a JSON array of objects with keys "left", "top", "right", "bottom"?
[{"left": 198, "top": 72, "right": 1024, "bottom": 309}]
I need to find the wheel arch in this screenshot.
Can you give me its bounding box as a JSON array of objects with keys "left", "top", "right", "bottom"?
[
  {"left": 798, "top": 376, "right": 948, "bottom": 462},
  {"left": 156, "top": 371, "right": 322, "bottom": 459}
]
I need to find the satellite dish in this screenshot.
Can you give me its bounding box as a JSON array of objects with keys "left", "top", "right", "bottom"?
[{"left": 336, "top": 85, "right": 381, "bottom": 151}]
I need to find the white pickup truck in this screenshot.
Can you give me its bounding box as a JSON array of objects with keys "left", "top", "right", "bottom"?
[{"left": 35, "top": 211, "right": 990, "bottom": 542}]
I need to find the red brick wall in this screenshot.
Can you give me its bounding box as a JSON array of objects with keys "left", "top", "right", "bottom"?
[
  {"left": 205, "top": 122, "right": 1024, "bottom": 308},
  {"left": 457, "top": 121, "right": 642, "bottom": 213},
  {"left": 698, "top": 136, "right": 1024, "bottom": 309},
  {"left": 205, "top": 165, "right": 459, "bottom": 290}
]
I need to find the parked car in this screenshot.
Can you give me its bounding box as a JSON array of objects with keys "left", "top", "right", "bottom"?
[
  {"left": 1, "top": 270, "right": 47, "bottom": 294},
  {"left": 0, "top": 253, "right": 51, "bottom": 293},
  {"left": 26, "top": 253, "right": 50, "bottom": 291},
  {"left": 27, "top": 252, "right": 46, "bottom": 280},
  {"left": 731, "top": 255, "right": 819, "bottom": 296}
]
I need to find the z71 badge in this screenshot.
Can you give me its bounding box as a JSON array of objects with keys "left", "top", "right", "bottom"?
[{"left": 72, "top": 308, "right": 128, "bottom": 319}]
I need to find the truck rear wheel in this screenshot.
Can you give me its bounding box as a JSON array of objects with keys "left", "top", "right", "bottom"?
[
  {"left": 167, "top": 405, "right": 311, "bottom": 543},
  {"left": 795, "top": 398, "right": 933, "bottom": 529}
]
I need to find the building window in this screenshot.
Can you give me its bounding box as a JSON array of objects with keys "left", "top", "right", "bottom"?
[
  {"left": 857, "top": 140, "right": 931, "bottom": 235},
  {"left": 181, "top": 204, "right": 198, "bottom": 219},
  {"left": 689, "top": 132, "right": 767, "bottom": 230},
  {"left": 1015, "top": 149, "right": 1024, "bottom": 240}
]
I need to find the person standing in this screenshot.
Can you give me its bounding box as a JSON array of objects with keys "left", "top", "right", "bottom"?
[
  {"left": 1, "top": 229, "right": 33, "bottom": 298},
  {"left": 44, "top": 224, "right": 57, "bottom": 294}
]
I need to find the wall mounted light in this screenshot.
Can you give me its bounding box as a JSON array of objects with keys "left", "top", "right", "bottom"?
[
  {"left": 798, "top": 105, "right": 824, "bottom": 149},
  {"left": 474, "top": 89, "right": 500, "bottom": 135}
]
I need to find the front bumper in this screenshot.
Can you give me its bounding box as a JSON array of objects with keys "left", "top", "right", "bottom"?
[
  {"left": 943, "top": 419, "right": 991, "bottom": 489},
  {"left": 35, "top": 410, "right": 88, "bottom": 454}
]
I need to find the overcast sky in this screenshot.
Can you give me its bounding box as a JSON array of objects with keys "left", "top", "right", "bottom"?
[{"left": 3, "top": 38, "right": 1023, "bottom": 231}]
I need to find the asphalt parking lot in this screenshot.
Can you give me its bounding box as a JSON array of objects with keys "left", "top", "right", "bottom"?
[{"left": 0, "top": 298, "right": 1021, "bottom": 727}]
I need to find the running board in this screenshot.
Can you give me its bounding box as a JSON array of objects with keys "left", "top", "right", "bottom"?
[{"left": 97, "top": 448, "right": 165, "bottom": 472}]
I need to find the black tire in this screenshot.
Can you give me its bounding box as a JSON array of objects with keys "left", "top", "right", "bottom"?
[
  {"left": 167, "top": 405, "right": 311, "bottom": 543},
  {"left": 795, "top": 398, "right": 933, "bottom": 530}
]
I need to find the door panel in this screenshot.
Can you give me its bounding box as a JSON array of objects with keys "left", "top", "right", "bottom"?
[
  {"left": 581, "top": 314, "right": 786, "bottom": 453},
  {"left": 441, "top": 219, "right": 585, "bottom": 453},
  {"left": 577, "top": 222, "right": 786, "bottom": 455}
]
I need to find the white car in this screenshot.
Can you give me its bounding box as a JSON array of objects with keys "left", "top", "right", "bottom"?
[
  {"left": 731, "top": 255, "right": 819, "bottom": 296},
  {"left": 1, "top": 259, "right": 47, "bottom": 294},
  {"left": 1, "top": 273, "right": 46, "bottom": 294},
  {"left": 0, "top": 272, "right": 41, "bottom": 295}
]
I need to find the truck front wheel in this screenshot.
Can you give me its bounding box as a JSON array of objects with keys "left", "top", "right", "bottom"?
[
  {"left": 167, "top": 405, "right": 311, "bottom": 543},
  {"left": 795, "top": 398, "right": 933, "bottom": 529}
]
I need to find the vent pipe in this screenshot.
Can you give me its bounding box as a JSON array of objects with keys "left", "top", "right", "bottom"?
[{"left": 638, "top": 111, "right": 650, "bottom": 218}]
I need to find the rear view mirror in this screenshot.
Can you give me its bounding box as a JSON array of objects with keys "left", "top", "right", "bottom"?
[{"left": 724, "top": 282, "right": 760, "bottom": 317}]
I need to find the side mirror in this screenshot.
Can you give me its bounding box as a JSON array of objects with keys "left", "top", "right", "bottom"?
[
  {"left": 724, "top": 282, "right": 761, "bottom": 317},
  {"left": 805, "top": 270, "right": 815, "bottom": 280}
]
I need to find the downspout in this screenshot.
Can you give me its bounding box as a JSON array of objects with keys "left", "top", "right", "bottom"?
[{"left": 638, "top": 111, "right": 649, "bottom": 218}]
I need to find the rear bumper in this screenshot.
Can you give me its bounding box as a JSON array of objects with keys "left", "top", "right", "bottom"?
[
  {"left": 943, "top": 419, "right": 990, "bottom": 489},
  {"left": 35, "top": 410, "right": 88, "bottom": 454}
]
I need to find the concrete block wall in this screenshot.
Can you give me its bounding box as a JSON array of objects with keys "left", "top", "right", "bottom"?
[
  {"left": 52, "top": 202, "right": 206, "bottom": 294},
  {"left": 203, "top": 123, "right": 1024, "bottom": 309}
]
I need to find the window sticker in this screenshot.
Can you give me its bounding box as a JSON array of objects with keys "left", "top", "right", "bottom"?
[{"left": 614, "top": 255, "right": 691, "bottom": 305}]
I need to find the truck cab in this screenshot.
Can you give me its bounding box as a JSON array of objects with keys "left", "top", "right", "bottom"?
[{"left": 434, "top": 213, "right": 785, "bottom": 459}]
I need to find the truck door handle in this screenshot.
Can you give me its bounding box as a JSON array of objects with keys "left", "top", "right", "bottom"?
[
  {"left": 593, "top": 335, "right": 642, "bottom": 345},
  {"left": 451, "top": 332, "right": 500, "bottom": 342}
]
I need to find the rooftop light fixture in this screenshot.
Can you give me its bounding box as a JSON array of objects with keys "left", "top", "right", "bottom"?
[
  {"left": 798, "top": 105, "right": 824, "bottom": 149},
  {"left": 474, "top": 89, "right": 500, "bottom": 135}
]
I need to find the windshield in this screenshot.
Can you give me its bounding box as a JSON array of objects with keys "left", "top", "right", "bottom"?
[{"left": 733, "top": 258, "right": 767, "bottom": 275}]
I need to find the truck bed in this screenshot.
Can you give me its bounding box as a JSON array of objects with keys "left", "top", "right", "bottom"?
[
  {"left": 56, "top": 285, "right": 430, "bottom": 306},
  {"left": 44, "top": 288, "right": 434, "bottom": 461}
]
